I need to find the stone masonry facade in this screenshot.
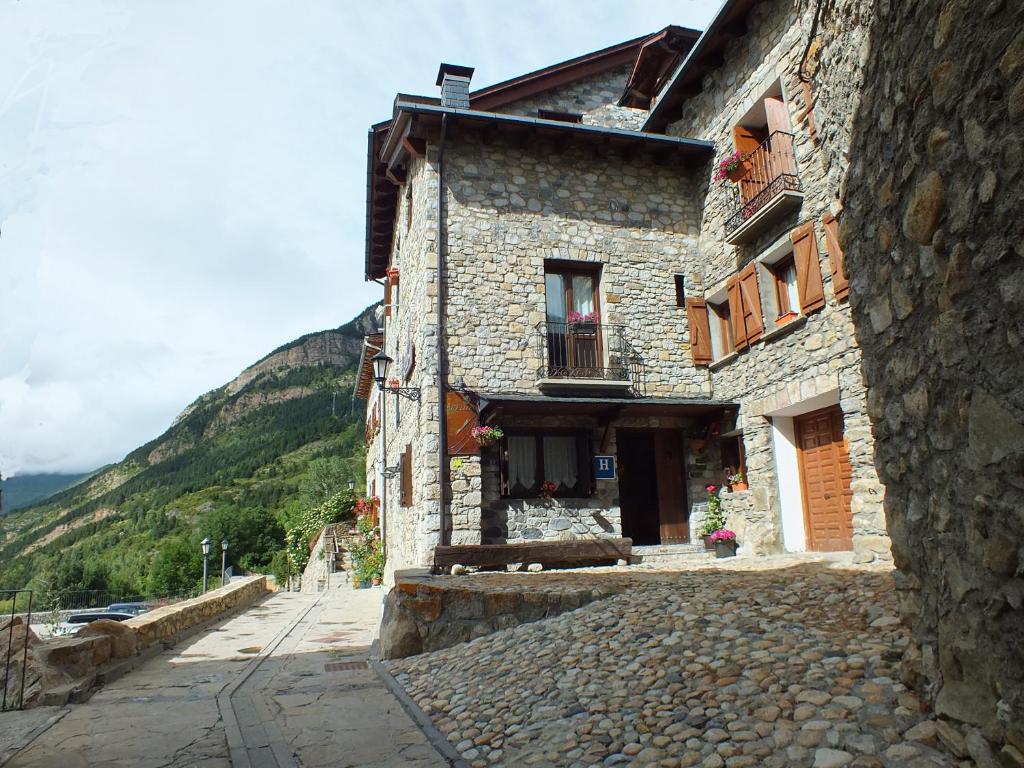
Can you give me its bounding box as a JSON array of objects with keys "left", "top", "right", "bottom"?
[
  {"left": 840, "top": 0, "right": 1024, "bottom": 752},
  {"left": 365, "top": 1, "right": 893, "bottom": 579}
]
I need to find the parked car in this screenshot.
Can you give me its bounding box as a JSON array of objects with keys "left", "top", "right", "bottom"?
[
  {"left": 53, "top": 611, "right": 136, "bottom": 637},
  {"left": 106, "top": 602, "right": 148, "bottom": 616}
]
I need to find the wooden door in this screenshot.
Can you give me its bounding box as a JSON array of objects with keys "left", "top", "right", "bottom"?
[
  {"left": 654, "top": 430, "right": 689, "bottom": 543},
  {"left": 617, "top": 432, "right": 660, "bottom": 545},
  {"left": 733, "top": 125, "right": 769, "bottom": 204},
  {"left": 796, "top": 406, "right": 853, "bottom": 551}
]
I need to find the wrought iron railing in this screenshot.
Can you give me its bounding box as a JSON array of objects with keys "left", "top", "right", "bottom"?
[
  {"left": 2, "top": 589, "right": 32, "bottom": 711},
  {"left": 536, "top": 321, "right": 644, "bottom": 389},
  {"left": 725, "top": 131, "right": 801, "bottom": 235}
]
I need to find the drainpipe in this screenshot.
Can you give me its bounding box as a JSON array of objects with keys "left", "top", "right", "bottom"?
[{"left": 436, "top": 114, "right": 449, "bottom": 547}]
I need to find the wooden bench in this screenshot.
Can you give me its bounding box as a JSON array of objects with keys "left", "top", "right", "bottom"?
[{"left": 433, "top": 537, "right": 632, "bottom": 573}]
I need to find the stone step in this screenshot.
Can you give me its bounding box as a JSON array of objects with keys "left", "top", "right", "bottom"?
[{"left": 630, "top": 543, "right": 715, "bottom": 565}]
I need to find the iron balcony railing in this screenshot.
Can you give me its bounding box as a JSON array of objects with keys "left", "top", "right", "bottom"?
[
  {"left": 725, "top": 131, "right": 801, "bottom": 235},
  {"left": 537, "top": 321, "right": 645, "bottom": 392}
]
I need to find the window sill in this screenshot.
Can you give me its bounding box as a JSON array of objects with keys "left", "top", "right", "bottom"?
[
  {"left": 708, "top": 351, "right": 739, "bottom": 371},
  {"left": 762, "top": 314, "right": 807, "bottom": 343}
]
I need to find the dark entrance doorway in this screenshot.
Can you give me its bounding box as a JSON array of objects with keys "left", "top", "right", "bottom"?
[{"left": 617, "top": 429, "right": 689, "bottom": 545}]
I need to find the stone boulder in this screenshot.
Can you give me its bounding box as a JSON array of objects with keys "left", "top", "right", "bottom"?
[
  {"left": 379, "top": 591, "right": 423, "bottom": 659},
  {"left": 77, "top": 619, "right": 139, "bottom": 659}
]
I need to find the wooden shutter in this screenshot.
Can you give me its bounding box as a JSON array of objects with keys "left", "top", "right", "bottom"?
[
  {"left": 764, "top": 96, "right": 791, "bottom": 134},
  {"left": 446, "top": 390, "right": 480, "bottom": 456},
  {"left": 738, "top": 263, "right": 765, "bottom": 343},
  {"left": 792, "top": 222, "right": 826, "bottom": 313},
  {"left": 400, "top": 445, "right": 412, "bottom": 507},
  {"left": 822, "top": 212, "right": 849, "bottom": 301},
  {"left": 383, "top": 277, "right": 393, "bottom": 317},
  {"left": 685, "top": 298, "right": 712, "bottom": 365},
  {"left": 726, "top": 276, "right": 748, "bottom": 350}
]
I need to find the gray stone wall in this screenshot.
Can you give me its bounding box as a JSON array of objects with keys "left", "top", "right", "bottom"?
[
  {"left": 661, "top": 0, "right": 887, "bottom": 559},
  {"left": 443, "top": 133, "right": 707, "bottom": 399},
  {"left": 491, "top": 64, "right": 646, "bottom": 130},
  {"left": 842, "top": 0, "right": 1024, "bottom": 752}
]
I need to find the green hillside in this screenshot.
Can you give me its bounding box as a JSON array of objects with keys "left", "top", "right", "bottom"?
[
  {"left": 0, "top": 305, "right": 378, "bottom": 604},
  {"left": 1, "top": 473, "right": 94, "bottom": 514}
]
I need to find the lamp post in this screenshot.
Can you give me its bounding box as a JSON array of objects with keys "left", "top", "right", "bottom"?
[
  {"left": 201, "top": 537, "right": 211, "bottom": 592},
  {"left": 371, "top": 351, "right": 392, "bottom": 562},
  {"left": 348, "top": 479, "right": 356, "bottom": 493},
  {"left": 221, "top": 539, "right": 229, "bottom": 587}
]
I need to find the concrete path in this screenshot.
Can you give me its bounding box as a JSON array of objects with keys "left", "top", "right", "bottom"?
[{"left": 4, "top": 588, "right": 449, "bottom": 768}]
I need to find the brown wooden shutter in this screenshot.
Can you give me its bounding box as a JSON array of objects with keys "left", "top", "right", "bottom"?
[
  {"left": 822, "top": 212, "right": 849, "bottom": 301},
  {"left": 446, "top": 390, "right": 480, "bottom": 456},
  {"left": 684, "top": 298, "right": 713, "bottom": 365},
  {"left": 732, "top": 125, "right": 762, "bottom": 155},
  {"left": 738, "top": 263, "right": 765, "bottom": 343},
  {"left": 792, "top": 222, "right": 826, "bottom": 313},
  {"left": 726, "top": 276, "right": 748, "bottom": 350},
  {"left": 384, "top": 277, "right": 393, "bottom": 318},
  {"left": 400, "top": 445, "right": 412, "bottom": 507},
  {"left": 764, "top": 96, "right": 791, "bottom": 134}
]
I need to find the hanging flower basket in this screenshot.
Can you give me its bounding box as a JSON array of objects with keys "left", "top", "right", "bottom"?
[
  {"left": 471, "top": 425, "right": 504, "bottom": 447},
  {"left": 568, "top": 310, "right": 600, "bottom": 334},
  {"left": 714, "top": 151, "right": 750, "bottom": 183}
]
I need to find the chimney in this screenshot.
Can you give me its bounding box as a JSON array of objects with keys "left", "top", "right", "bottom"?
[{"left": 436, "top": 63, "right": 474, "bottom": 109}]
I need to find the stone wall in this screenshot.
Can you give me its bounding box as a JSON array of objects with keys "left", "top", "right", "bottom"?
[
  {"left": 661, "top": 0, "right": 887, "bottom": 560},
  {"left": 300, "top": 524, "right": 353, "bottom": 592},
  {"left": 491, "top": 64, "right": 647, "bottom": 130},
  {"left": 841, "top": 0, "right": 1024, "bottom": 753}
]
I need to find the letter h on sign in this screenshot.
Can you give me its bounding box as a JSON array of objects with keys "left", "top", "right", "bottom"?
[{"left": 593, "top": 455, "right": 616, "bottom": 481}]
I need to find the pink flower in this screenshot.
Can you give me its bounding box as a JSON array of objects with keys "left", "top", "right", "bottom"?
[
  {"left": 705, "top": 484, "right": 717, "bottom": 493},
  {"left": 709, "top": 529, "right": 737, "bottom": 543}
]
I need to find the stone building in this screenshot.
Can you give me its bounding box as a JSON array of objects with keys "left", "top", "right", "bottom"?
[{"left": 355, "top": 5, "right": 889, "bottom": 575}]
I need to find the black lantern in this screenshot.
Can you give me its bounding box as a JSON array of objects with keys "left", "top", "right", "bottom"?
[{"left": 371, "top": 351, "right": 392, "bottom": 386}]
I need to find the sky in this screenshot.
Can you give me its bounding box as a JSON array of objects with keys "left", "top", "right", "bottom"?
[{"left": 0, "top": 0, "right": 716, "bottom": 477}]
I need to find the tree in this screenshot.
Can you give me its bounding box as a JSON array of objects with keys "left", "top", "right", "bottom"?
[
  {"left": 147, "top": 535, "right": 202, "bottom": 596},
  {"left": 199, "top": 505, "right": 285, "bottom": 574},
  {"left": 298, "top": 457, "right": 353, "bottom": 509}
]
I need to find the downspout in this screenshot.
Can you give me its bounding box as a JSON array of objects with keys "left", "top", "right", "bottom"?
[{"left": 436, "top": 114, "right": 449, "bottom": 547}]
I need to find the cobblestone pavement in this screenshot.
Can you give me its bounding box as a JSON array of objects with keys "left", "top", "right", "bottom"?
[
  {"left": 390, "top": 557, "right": 970, "bottom": 768},
  {"left": 5, "top": 588, "right": 447, "bottom": 768}
]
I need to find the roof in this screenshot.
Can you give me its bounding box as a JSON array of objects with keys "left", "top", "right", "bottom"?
[
  {"left": 644, "top": 0, "right": 760, "bottom": 133},
  {"left": 619, "top": 26, "right": 702, "bottom": 109},
  {"left": 365, "top": 28, "right": 709, "bottom": 281},
  {"left": 353, "top": 333, "right": 384, "bottom": 400},
  {"left": 477, "top": 393, "right": 738, "bottom": 417}
]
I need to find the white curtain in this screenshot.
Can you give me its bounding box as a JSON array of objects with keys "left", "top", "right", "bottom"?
[
  {"left": 784, "top": 262, "right": 799, "bottom": 312},
  {"left": 508, "top": 436, "right": 537, "bottom": 491},
  {"left": 545, "top": 273, "right": 567, "bottom": 322},
  {"left": 571, "top": 275, "right": 594, "bottom": 315},
  {"left": 543, "top": 436, "right": 578, "bottom": 490}
]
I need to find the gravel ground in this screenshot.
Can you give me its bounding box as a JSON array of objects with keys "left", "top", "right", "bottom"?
[{"left": 389, "top": 560, "right": 968, "bottom": 768}]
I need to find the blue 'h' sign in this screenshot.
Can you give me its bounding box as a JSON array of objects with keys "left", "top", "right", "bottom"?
[{"left": 593, "top": 455, "right": 616, "bottom": 480}]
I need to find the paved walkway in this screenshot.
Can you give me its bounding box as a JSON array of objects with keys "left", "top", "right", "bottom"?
[{"left": 4, "top": 588, "right": 448, "bottom": 768}]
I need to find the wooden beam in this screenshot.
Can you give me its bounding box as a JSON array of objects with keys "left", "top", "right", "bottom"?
[
  {"left": 433, "top": 537, "right": 633, "bottom": 572},
  {"left": 385, "top": 166, "right": 406, "bottom": 185},
  {"left": 402, "top": 136, "right": 426, "bottom": 158}
]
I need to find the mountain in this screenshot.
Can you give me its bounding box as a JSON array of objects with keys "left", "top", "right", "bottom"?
[
  {"left": 1, "top": 473, "right": 95, "bottom": 515},
  {"left": 0, "top": 304, "right": 379, "bottom": 600}
]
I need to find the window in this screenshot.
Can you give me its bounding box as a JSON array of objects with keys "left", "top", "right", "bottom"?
[
  {"left": 544, "top": 262, "right": 602, "bottom": 375},
  {"left": 499, "top": 431, "right": 592, "bottom": 498},
  {"left": 769, "top": 255, "right": 800, "bottom": 323},
  {"left": 721, "top": 434, "right": 746, "bottom": 483},
  {"left": 731, "top": 86, "right": 796, "bottom": 205},
  {"left": 674, "top": 274, "right": 686, "bottom": 307},
  {"left": 709, "top": 300, "right": 735, "bottom": 360}
]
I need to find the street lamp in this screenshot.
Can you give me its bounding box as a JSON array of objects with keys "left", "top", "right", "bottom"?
[
  {"left": 221, "top": 539, "right": 229, "bottom": 587},
  {"left": 370, "top": 351, "right": 392, "bottom": 565},
  {"left": 348, "top": 479, "right": 356, "bottom": 492},
  {"left": 201, "top": 537, "right": 211, "bottom": 592}
]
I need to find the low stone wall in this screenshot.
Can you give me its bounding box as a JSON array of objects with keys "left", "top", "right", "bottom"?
[
  {"left": 12, "top": 575, "right": 270, "bottom": 708},
  {"left": 379, "top": 569, "right": 630, "bottom": 659}
]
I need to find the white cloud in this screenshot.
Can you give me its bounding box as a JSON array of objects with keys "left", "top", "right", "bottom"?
[{"left": 0, "top": 0, "right": 715, "bottom": 476}]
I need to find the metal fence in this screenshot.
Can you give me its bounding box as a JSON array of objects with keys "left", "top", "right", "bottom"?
[
  {"left": 49, "top": 589, "right": 198, "bottom": 613},
  {"left": 2, "top": 589, "right": 32, "bottom": 711}
]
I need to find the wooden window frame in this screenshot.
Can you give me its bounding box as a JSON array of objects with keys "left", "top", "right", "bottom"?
[
  {"left": 498, "top": 429, "right": 593, "bottom": 500},
  {"left": 709, "top": 300, "right": 735, "bottom": 359},
  {"left": 543, "top": 261, "right": 603, "bottom": 312},
  {"left": 769, "top": 254, "right": 800, "bottom": 324}
]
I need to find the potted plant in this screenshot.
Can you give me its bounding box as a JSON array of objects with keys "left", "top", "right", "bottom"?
[
  {"left": 568, "top": 310, "right": 599, "bottom": 333},
  {"left": 539, "top": 480, "right": 558, "bottom": 500},
  {"left": 471, "top": 425, "right": 504, "bottom": 447},
  {"left": 710, "top": 528, "right": 738, "bottom": 558},
  {"left": 698, "top": 484, "right": 725, "bottom": 550},
  {"left": 727, "top": 472, "right": 748, "bottom": 492},
  {"left": 714, "top": 151, "right": 749, "bottom": 183}
]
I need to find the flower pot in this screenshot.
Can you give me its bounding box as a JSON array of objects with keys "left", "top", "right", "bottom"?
[
  {"left": 572, "top": 322, "right": 597, "bottom": 335},
  {"left": 715, "top": 540, "right": 737, "bottom": 558},
  {"left": 702, "top": 535, "right": 716, "bottom": 551},
  {"left": 726, "top": 160, "right": 750, "bottom": 182},
  {"left": 730, "top": 482, "right": 748, "bottom": 492},
  {"left": 372, "top": 577, "right": 382, "bottom": 586}
]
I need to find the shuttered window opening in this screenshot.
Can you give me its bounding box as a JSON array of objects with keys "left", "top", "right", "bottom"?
[
  {"left": 674, "top": 274, "right": 686, "bottom": 307},
  {"left": 791, "top": 222, "right": 826, "bottom": 313},
  {"left": 400, "top": 444, "right": 413, "bottom": 507},
  {"left": 685, "top": 298, "right": 712, "bottom": 365},
  {"left": 822, "top": 212, "right": 849, "bottom": 301},
  {"left": 726, "top": 265, "right": 765, "bottom": 351},
  {"left": 709, "top": 301, "right": 735, "bottom": 359},
  {"left": 499, "top": 431, "right": 592, "bottom": 499}
]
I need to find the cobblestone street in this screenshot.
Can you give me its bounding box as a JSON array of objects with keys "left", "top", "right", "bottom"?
[{"left": 390, "top": 558, "right": 969, "bottom": 768}]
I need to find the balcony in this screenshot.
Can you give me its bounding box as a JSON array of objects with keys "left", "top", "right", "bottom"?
[
  {"left": 536, "top": 322, "right": 645, "bottom": 394},
  {"left": 724, "top": 131, "right": 803, "bottom": 245}
]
